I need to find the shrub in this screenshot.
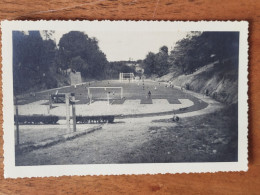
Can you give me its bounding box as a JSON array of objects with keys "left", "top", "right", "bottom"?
[
  {"left": 76, "top": 115, "right": 114, "bottom": 124},
  {"left": 14, "top": 115, "right": 59, "bottom": 125}
]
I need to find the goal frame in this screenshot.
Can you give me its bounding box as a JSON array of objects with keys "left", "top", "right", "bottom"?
[{"left": 119, "top": 72, "right": 135, "bottom": 82}]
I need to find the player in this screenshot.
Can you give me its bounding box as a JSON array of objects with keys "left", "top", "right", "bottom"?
[{"left": 148, "top": 91, "right": 151, "bottom": 98}]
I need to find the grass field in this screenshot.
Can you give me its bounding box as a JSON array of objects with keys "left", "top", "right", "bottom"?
[
  {"left": 16, "top": 80, "right": 208, "bottom": 117},
  {"left": 17, "top": 80, "right": 203, "bottom": 105}
]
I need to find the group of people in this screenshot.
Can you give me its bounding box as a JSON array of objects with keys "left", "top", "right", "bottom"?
[
  {"left": 165, "top": 81, "right": 174, "bottom": 88},
  {"left": 136, "top": 80, "right": 177, "bottom": 99}
]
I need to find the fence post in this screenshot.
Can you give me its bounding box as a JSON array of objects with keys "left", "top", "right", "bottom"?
[
  {"left": 71, "top": 93, "right": 76, "bottom": 132},
  {"left": 65, "top": 94, "right": 70, "bottom": 133},
  {"left": 88, "top": 87, "right": 91, "bottom": 104},
  {"left": 107, "top": 92, "right": 110, "bottom": 105},
  {"left": 49, "top": 93, "right": 52, "bottom": 109},
  {"left": 15, "top": 96, "right": 19, "bottom": 145}
]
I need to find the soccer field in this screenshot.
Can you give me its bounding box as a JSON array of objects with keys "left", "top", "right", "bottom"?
[{"left": 16, "top": 80, "right": 208, "bottom": 117}]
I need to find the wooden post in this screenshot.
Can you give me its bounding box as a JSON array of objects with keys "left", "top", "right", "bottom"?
[
  {"left": 71, "top": 93, "right": 76, "bottom": 132},
  {"left": 15, "top": 96, "right": 19, "bottom": 145},
  {"left": 49, "top": 93, "right": 52, "bottom": 109},
  {"left": 88, "top": 87, "right": 91, "bottom": 104},
  {"left": 65, "top": 94, "right": 70, "bottom": 133},
  {"left": 107, "top": 92, "right": 110, "bottom": 105}
]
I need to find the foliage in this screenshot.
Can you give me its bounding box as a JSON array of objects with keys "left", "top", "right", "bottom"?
[
  {"left": 105, "top": 61, "right": 136, "bottom": 79},
  {"left": 15, "top": 115, "right": 59, "bottom": 125},
  {"left": 13, "top": 31, "right": 109, "bottom": 94},
  {"left": 58, "top": 31, "right": 108, "bottom": 78},
  {"left": 169, "top": 31, "right": 239, "bottom": 74},
  {"left": 76, "top": 115, "right": 114, "bottom": 123},
  {"left": 143, "top": 46, "right": 170, "bottom": 77},
  {"left": 142, "top": 32, "right": 239, "bottom": 77},
  {"left": 13, "top": 31, "right": 57, "bottom": 94},
  {"left": 13, "top": 30, "right": 239, "bottom": 95}
]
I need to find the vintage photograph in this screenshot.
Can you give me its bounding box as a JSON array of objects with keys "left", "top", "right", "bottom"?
[{"left": 2, "top": 21, "right": 248, "bottom": 177}]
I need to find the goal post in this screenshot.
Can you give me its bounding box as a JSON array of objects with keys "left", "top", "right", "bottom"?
[
  {"left": 87, "top": 87, "right": 124, "bottom": 101},
  {"left": 119, "top": 72, "right": 135, "bottom": 82}
]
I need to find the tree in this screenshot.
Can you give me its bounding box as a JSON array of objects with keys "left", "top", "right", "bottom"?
[
  {"left": 58, "top": 31, "right": 108, "bottom": 79},
  {"left": 168, "top": 31, "right": 239, "bottom": 74},
  {"left": 143, "top": 52, "right": 156, "bottom": 76},
  {"left": 160, "top": 45, "right": 168, "bottom": 54},
  {"left": 105, "top": 61, "right": 136, "bottom": 79},
  {"left": 143, "top": 46, "right": 170, "bottom": 77},
  {"left": 156, "top": 46, "right": 169, "bottom": 76},
  {"left": 13, "top": 31, "right": 57, "bottom": 94}
]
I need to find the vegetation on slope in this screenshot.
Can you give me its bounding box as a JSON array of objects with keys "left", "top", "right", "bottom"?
[
  {"left": 13, "top": 31, "right": 136, "bottom": 95},
  {"left": 142, "top": 31, "right": 239, "bottom": 104}
]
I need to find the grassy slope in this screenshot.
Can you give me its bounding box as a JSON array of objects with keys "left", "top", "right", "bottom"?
[
  {"left": 120, "top": 104, "right": 238, "bottom": 163},
  {"left": 158, "top": 59, "right": 238, "bottom": 104}
]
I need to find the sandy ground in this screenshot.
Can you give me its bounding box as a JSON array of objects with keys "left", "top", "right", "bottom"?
[{"left": 17, "top": 98, "right": 194, "bottom": 116}]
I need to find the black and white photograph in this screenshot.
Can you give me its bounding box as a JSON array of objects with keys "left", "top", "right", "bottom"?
[{"left": 2, "top": 21, "right": 248, "bottom": 178}]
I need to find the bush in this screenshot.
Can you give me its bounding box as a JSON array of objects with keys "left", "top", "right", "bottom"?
[
  {"left": 14, "top": 115, "right": 59, "bottom": 125},
  {"left": 76, "top": 115, "right": 114, "bottom": 124}
]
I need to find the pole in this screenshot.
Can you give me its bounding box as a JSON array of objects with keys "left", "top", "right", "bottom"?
[
  {"left": 15, "top": 96, "right": 19, "bottom": 145},
  {"left": 49, "top": 93, "right": 52, "bottom": 110},
  {"left": 88, "top": 87, "right": 91, "bottom": 104},
  {"left": 107, "top": 92, "right": 110, "bottom": 105},
  {"left": 65, "top": 94, "right": 70, "bottom": 133},
  {"left": 71, "top": 93, "right": 76, "bottom": 132}
]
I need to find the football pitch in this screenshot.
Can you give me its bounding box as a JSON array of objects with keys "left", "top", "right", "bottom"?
[{"left": 16, "top": 79, "right": 208, "bottom": 117}]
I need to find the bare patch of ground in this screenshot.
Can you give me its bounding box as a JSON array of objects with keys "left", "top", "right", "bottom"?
[
  {"left": 15, "top": 117, "right": 177, "bottom": 165},
  {"left": 16, "top": 124, "right": 100, "bottom": 145}
]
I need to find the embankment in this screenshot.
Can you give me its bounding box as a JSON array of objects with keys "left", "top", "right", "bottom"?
[{"left": 158, "top": 59, "right": 238, "bottom": 104}]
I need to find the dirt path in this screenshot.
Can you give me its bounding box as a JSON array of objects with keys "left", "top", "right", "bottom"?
[{"left": 16, "top": 118, "right": 177, "bottom": 165}]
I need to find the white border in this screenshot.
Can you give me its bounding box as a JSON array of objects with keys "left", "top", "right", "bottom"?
[{"left": 1, "top": 21, "right": 248, "bottom": 178}]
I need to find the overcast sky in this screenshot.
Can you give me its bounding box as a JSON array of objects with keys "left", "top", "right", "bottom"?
[{"left": 50, "top": 31, "right": 188, "bottom": 62}]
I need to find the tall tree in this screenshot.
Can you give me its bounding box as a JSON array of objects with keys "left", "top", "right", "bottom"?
[
  {"left": 143, "top": 52, "right": 156, "bottom": 76},
  {"left": 143, "top": 46, "right": 169, "bottom": 76},
  {"left": 58, "top": 31, "right": 108, "bottom": 78},
  {"left": 13, "top": 31, "right": 57, "bottom": 94}
]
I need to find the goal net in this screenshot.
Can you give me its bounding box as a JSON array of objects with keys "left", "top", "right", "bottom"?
[
  {"left": 87, "top": 87, "right": 123, "bottom": 100},
  {"left": 119, "top": 73, "right": 135, "bottom": 82}
]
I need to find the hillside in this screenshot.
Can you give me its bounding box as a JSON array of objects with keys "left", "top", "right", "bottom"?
[{"left": 158, "top": 58, "right": 238, "bottom": 104}]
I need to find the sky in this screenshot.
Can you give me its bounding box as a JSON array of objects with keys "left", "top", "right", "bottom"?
[{"left": 46, "top": 30, "right": 188, "bottom": 62}]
